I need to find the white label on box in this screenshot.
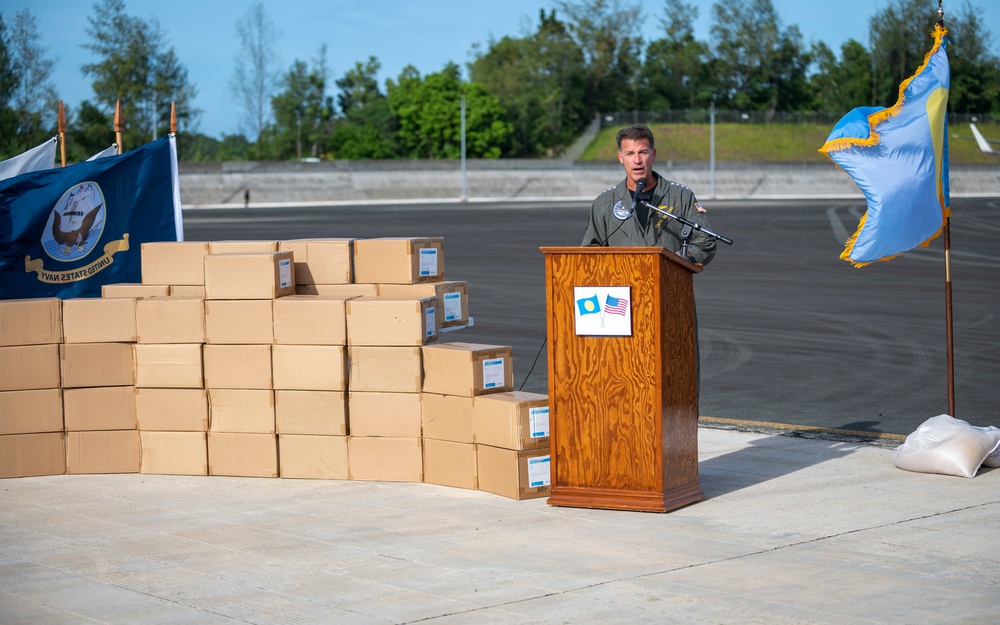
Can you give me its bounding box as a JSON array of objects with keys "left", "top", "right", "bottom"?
[
  {"left": 418, "top": 248, "right": 439, "bottom": 277},
  {"left": 443, "top": 292, "right": 462, "bottom": 321},
  {"left": 482, "top": 357, "right": 505, "bottom": 389},
  {"left": 278, "top": 258, "right": 292, "bottom": 287},
  {"left": 529, "top": 406, "right": 550, "bottom": 438},
  {"left": 527, "top": 455, "right": 551, "bottom": 487},
  {"left": 424, "top": 306, "right": 437, "bottom": 337}
]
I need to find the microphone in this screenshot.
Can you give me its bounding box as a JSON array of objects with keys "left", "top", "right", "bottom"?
[
  {"left": 595, "top": 177, "right": 648, "bottom": 246},
  {"left": 631, "top": 177, "right": 647, "bottom": 214}
]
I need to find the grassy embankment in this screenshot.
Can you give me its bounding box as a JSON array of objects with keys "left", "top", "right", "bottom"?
[{"left": 580, "top": 123, "right": 1000, "bottom": 165}]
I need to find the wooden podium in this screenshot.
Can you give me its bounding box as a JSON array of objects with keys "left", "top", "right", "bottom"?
[{"left": 540, "top": 246, "right": 703, "bottom": 513}]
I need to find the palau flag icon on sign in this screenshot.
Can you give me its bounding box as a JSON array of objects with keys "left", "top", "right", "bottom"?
[{"left": 576, "top": 295, "right": 600, "bottom": 316}]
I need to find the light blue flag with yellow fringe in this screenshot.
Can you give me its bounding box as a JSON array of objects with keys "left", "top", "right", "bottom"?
[{"left": 820, "top": 25, "right": 950, "bottom": 268}]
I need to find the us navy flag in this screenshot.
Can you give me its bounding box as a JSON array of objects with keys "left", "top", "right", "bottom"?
[{"left": 0, "top": 136, "right": 182, "bottom": 299}]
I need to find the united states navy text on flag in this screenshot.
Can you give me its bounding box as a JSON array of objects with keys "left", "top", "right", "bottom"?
[
  {"left": 0, "top": 136, "right": 182, "bottom": 299},
  {"left": 819, "top": 25, "right": 950, "bottom": 267}
]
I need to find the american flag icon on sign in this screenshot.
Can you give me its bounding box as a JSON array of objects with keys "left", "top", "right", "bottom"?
[{"left": 604, "top": 295, "right": 628, "bottom": 316}]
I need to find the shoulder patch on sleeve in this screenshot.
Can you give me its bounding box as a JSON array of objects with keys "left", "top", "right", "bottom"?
[{"left": 694, "top": 202, "right": 706, "bottom": 213}]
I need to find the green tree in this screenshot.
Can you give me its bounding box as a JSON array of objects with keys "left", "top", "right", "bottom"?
[
  {"left": 64, "top": 100, "right": 115, "bottom": 162},
  {"left": 231, "top": 1, "right": 280, "bottom": 142},
  {"left": 0, "top": 14, "right": 21, "bottom": 157},
  {"left": 469, "top": 9, "right": 586, "bottom": 157},
  {"left": 809, "top": 39, "right": 874, "bottom": 112},
  {"left": 710, "top": 0, "right": 812, "bottom": 112},
  {"left": 7, "top": 8, "right": 57, "bottom": 151},
  {"left": 943, "top": 1, "right": 1000, "bottom": 114},
  {"left": 387, "top": 63, "right": 511, "bottom": 159},
  {"left": 330, "top": 56, "right": 396, "bottom": 159},
  {"left": 81, "top": 0, "right": 198, "bottom": 148},
  {"left": 555, "top": 0, "right": 642, "bottom": 116},
  {"left": 640, "top": 0, "right": 713, "bottom": 110},
  {"left": 269, "top": 47, "right": 334, "bottom": 160},
  {"left": 867, "top": 0, "right": 936, "bottom": 107}
]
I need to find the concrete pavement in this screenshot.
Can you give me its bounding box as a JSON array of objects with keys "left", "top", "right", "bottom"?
[{"left": 2, "top": 425, "right": 997, "bottom": 624}]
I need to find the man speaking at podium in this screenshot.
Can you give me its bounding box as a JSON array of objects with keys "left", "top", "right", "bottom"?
[{"left": 581, "top": 125, "right": 716, "bottom": 267}]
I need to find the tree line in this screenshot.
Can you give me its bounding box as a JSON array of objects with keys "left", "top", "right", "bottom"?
[{"left": 1, "top": 0, "right": 998, "bottom": 162}]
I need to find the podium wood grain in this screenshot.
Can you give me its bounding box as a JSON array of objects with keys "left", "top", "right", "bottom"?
[{"left": 541, "top": 246, "right": 703, "bottom": 512}]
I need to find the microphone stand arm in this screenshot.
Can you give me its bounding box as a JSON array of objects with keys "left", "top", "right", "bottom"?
[{"left": 641, "top": 200, "right": 735, "bottom": 246}]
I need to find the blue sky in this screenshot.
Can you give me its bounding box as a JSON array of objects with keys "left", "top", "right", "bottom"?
[{"left": 6, "top": 0, "right": 998, "bottom": 139}]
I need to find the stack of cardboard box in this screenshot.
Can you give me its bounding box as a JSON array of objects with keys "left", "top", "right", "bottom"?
[
  {"left": 61, "top": 297, "right": 140, "bottom": 474},
  {"left": 201, "top": 242, "right": 295, "bottom": 478},
  {"left": 473, "top": 391, "right": 552, "bottom": 500},
  {"left": 0, "top": 298, "right": 65, "bottom": 478},
  {"left": 134, "top": 295, "right": 208, "bottom": 476},
  {"left": 0, "top": 235, "right": 551, "bottom": 500},
  {"left": 346, "top": 237, "right": 444, "bottom": 482}
]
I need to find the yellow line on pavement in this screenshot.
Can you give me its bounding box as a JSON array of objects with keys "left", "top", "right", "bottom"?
[{"left": 699, "top": 416, "right": 906, "bottom": 441}]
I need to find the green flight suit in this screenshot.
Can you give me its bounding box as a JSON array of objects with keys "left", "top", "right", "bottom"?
[{"left": 581, "top": 172, "right": 717, "bottom": 266}]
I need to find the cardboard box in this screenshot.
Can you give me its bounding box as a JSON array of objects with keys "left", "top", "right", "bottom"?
[
  {"left": 0, "top": 298, "right": 62, "bottom": 346},
  {"left": 0, "top": 344, "right": 61, "bottom": 391},
  {"left": 207, "top": 431, "right": 278, "bottom": 477},
  {"left": 208, "top": 389, "right": 275, "bottom": 433},
  {"left": 354, "top": 237, "right": 444, "bottom": 284},
  {"left": 421, "top": 342, "right": 513, "bottom": 397},
  {"left": 0, "top": 389, "right": 63, "bottom": 434},
  {"left": 102, "top": 283, "right": 171, "bottom": 299},
  {"left": 209, "top": 240, "right": 278, "bottom": 253},
  {"left": 272, "top": 345, "right": 346, "bottom": 391},
  {"left": 203, "top": 344, "right": 272, "bottom": 389},
  {"left": 66, "top": 430, "right": 141, "bottom": 474},
  {"left": 348, "top": 346, "right": 422, "bottom": 392},
  {"left": 141, "top": 241, "right": 210, "bottom": 286},
  {"left": 139, "top": 431, "right": 208, "bottom": 475},
  {"left": 275, "top": 390, "right": 347, "bottom": 436},
  {"left": 134, "top": 343, "right": 204, "bottom": 389},
  {"left": 348, "top": 391, "right": 422, "bottom": 437},
  {"left": 136, "top": 388, "right": 209, "bottom": 431},
  {"left": 476, "top": 445, "right": 551, "bottom": 500},
  {"left": 64, "top": 386, "right": 136, "bottom": 431},
  {"left": 204, "top": 251, "right": 295, "bottom": 300},
  {"left": 0, "top": 432, "right": 65, "bottom": 478},
  {"left": 135, "top": 297, "right": 205, "bottom": 343},
  {"left": 421, "top": 393, "right": 474, "bottom": 443},
  {"left": 272, "top": 296, "right": 348, "bottom": 345},
  {"left": 278, "top": 434, "right": 349, "bottom": 479},
  {"left": 473, "top": 391, "right": 550, "bottom": 450},
  {"left": 278, "top": 238, "right": 354, "bottom": 285},
  {"left": 423, "top": 439, "right": 477, "bottom": 490},
  {"left": 205, "top": 299, "right": 273, "bottom": 344},
  {"left": 349, "top": 436, "right": 422, "bottom": 482},
  {"left": 296, "top": 284, "right": 377, "bottom": 298},
  {"left": 346, "top": 297, "right": 438, "bottom": 346},
  {"left": 62, "top": 297, "right": 137, "bottom": 343},
  {"left": 379, "top": 281, "right": 468, "bottom": 328},
  {"left": 169, "top": 284, "right": 206, "bottom": 298},
  {"left": 60, "top": 343, "right": 134, "bottom": 389}
]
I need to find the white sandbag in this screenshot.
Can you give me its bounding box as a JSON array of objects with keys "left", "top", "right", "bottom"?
[
  {"left": 892, "top": 414, "right": 1000, "bottom": 478},
  {"left": 981, "top": 425, "right": 1000, "bottom": 468}
]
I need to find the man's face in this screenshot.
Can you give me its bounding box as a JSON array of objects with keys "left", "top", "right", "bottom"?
[{"left": 617, "top": 138, "right": 656, "bottom": 189}]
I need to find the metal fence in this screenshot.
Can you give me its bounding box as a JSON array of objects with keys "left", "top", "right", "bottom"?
[{"left": 600, "top": 110, "right": 998, "bottom": 128}]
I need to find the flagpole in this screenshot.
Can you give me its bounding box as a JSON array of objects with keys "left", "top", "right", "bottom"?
[
  {"left": 170, "top": 101, "right": 177, "bottom": 134},
  {"left": 939, "top": 1, "right": 956, "bottom": 417},
  {"left": 57, "top": 101, "right": 67, "bottom": 167},
  {"left": 114, "top": 100, "right": 124, "bottom": 154}
]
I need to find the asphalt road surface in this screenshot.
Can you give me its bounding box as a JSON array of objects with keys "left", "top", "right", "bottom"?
[{"left": 182, "top": 197, "right": 1000, "bottom": 437}]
